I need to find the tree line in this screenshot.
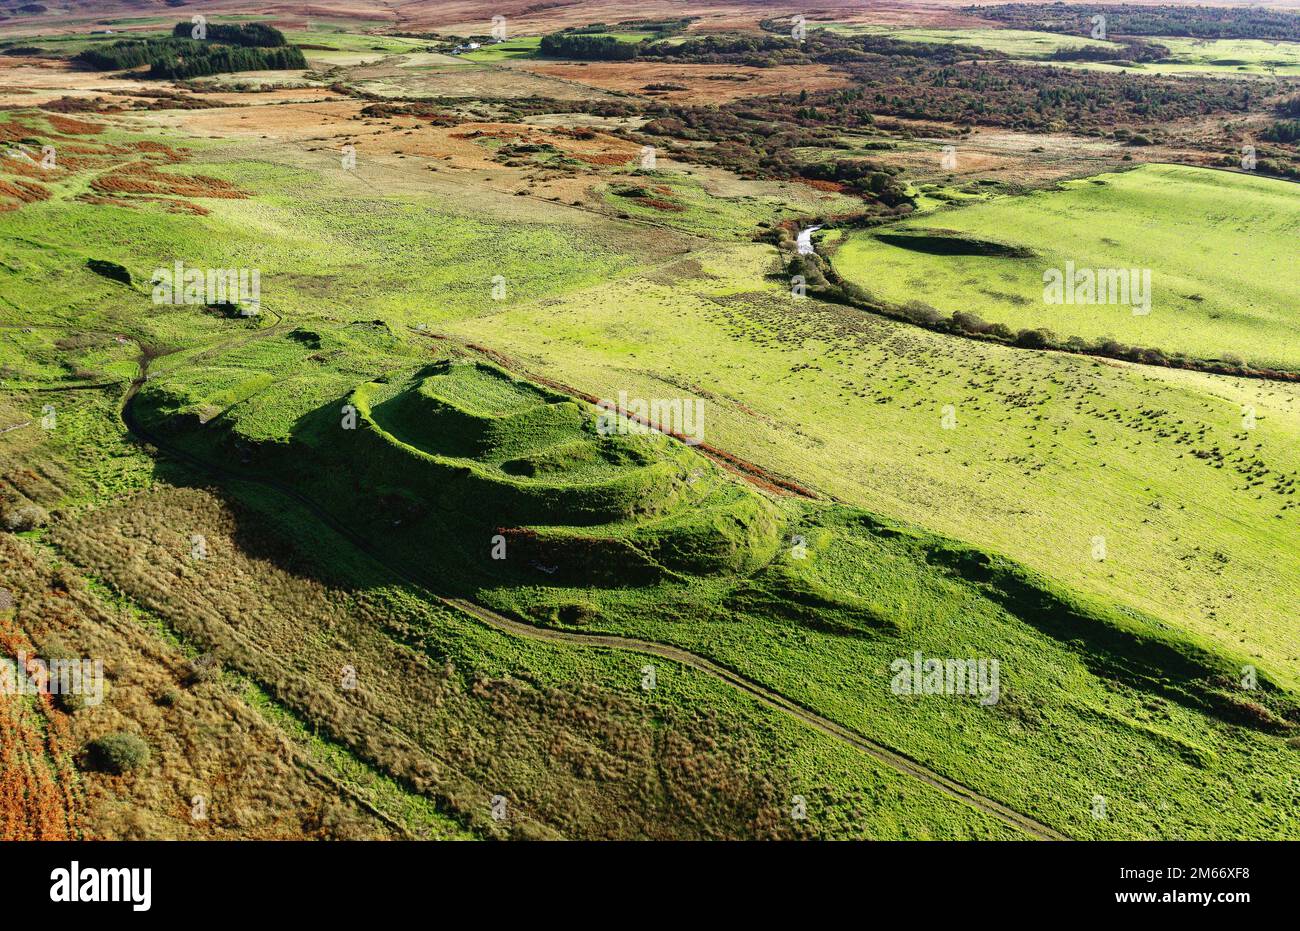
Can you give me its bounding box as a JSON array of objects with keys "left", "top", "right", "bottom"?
[{"left": 538, "top": 33, "right": 637, "bottom": 60}]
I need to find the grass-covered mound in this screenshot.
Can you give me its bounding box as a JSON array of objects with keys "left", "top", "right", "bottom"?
[
  {"left": 139, "top": 358, "right": 783, "bottom": 585},
  {"left": 488, "top": 500, "right": 1300, "bottom": 838}
]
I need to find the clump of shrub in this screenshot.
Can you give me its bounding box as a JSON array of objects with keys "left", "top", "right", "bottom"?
[
  {"left": 156, "top": 687, "right": 182, "bottom": 707},
  {"left": 187, "top": 652, "right": 223, "bottom": 685},
  {"left": 2, "top": 502, "right": 49, "bottom": 532},
  {"left": 55, "top": 677, "right": 110, "bottom": 714},
  {"left": 85, "top": 732, "right": 150, "bottom": 774},
  {"left": 1013, "top": 327, "right": 1059, "bottom": 349},
  {"left": 899, "top": 300, "right": 943, "bottom": 326},
  {"left": 38, "top": 640, "right": 100, "bottom": 713}
]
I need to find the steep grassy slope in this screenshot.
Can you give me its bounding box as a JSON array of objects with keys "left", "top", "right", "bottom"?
[{"left": 137, "top": 356, "right": 784, "bottom": 585}]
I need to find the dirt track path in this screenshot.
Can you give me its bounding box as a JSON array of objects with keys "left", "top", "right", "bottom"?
[{"left": 445, "top": 595, "right": 1068, "bottom": 840}]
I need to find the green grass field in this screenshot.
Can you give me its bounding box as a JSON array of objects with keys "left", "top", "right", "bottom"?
[
  {"left": 117, "top": 253, "right": 1300, "bottom": 840},
  {"left": 449, "top": 241, "right": 1300, "bottom": 685},
  {"left": 1156, "top": 36, "right": 1300, "bottom": 71},
  {"left": 124, "top": 292, "right": 1300, "bottom": 840},
  {"left": 460, "top": 37, "right": 541, "bottom": 62},
  {"left": 832, "top": 164, "right": 1300, "bottom": 371},
  {"left": 815, "top": 24, "right": 1123, "bottom": 57}
]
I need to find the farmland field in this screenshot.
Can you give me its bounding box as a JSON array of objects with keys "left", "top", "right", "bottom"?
[
  {"left": 833, "top": 164, "right": 1300, "bottom": 371},
  {"left": 816, "top": 24, "right": 1125, "bottom": 58},
  {"left": 0, "top": 0, "right": 1298, "bottom": 874}
]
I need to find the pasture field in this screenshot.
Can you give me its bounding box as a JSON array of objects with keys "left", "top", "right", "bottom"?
[
  {"left": 285, "top": 29, "right": 431, "bottom": 67},
  {"left": 459, "top": 37, "right": 542, "bottom": 62},
  {"left": 1046, "top": 58, "right": 1300, "bottom": 79},
  {"left": 832, "top": 164, "right": 1300, "bottom": 371},
  {"left": 0, "top": 125, "right": 662, "bottom": 333},
  {"left": 1156, "top": 36, "right": 1300, "bottom": 72},
  {"left": 446, "top": 242, "right": 1300, "bottom": 687},
  {"left": 1057, "top": 37, "right": 1300, "bottom": 77}
]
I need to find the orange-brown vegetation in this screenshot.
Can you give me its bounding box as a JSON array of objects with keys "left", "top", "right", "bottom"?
[
  {"left": 447, "top": 120, "right": 640, "bottom": 179},
  {"left": 571, "top": 151, "right": 634, "bottom": 166},
  {"left": 0, "top": 606, "right": 79, "bottom": 840},
  {"left": 0, "top": 692, "right": 78, "bottom": 840},
  {"left": 799, "top": 178, "right": 849, "bottom": 193},
  {"left": 522, "top": 61, "right": 852, "bottom": 103},
  {"left": 634, "top": 196, "right": 684, "bottom": 211},
  {"left": 0, "top": 112, "right": 248, "bottom": 214},
  {"left": 90, "top": 162, "right": 247, "bottom": 200},
  {"left": 49, "top": 486, "right": 803, "bottom": 839},
  {"left": 0, "top": 178, "right": 49, "bottom": 211},
  {"left": 0, "top": 531, "right": 392, "bottom": 840},
  {"left": 43, "top": 114, "right": 103, "bottom": 135}
]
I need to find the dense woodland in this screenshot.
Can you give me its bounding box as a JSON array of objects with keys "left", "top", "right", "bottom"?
[
  {"left": 76, "top": 21, "right": 304, "bottom": 78},
  {"left": 537, "top": 33, "right": 637, "bottom": 60},
  {"left": 168, "top": 22, "right": 290, "bottom": 47},
  {"left": 645, "top": 30, "right": 982, "bottom": 67}
]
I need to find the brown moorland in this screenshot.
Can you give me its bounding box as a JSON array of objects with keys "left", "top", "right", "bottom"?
[{"left": 520, "top": 61, "right": 852, "bottom": 104}]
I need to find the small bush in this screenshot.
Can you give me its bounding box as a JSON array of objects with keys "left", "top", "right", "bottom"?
[
  {"left": 2, "top": 503, "right": 48, "bottom": 532},
  {"left": 950, "top": 310, "right": 991, "bottom": 335},
  {"left": 85, "top": 732, "right": 150, "bottom": 774},
  {"left": 1013, "top": 328, "right": 1059, "bottom": 350},
  {"left": 156, "top": 687, "right": 182, "bottom": 707},
  {"left": 900, "top": 300, "right": 942, "bottom": 326},
  {"left": 187, "top": 652, "right": 222, "bottom": 685},
  {"left": 53, "top": 675, "right": 107, "bottom": 713}
]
